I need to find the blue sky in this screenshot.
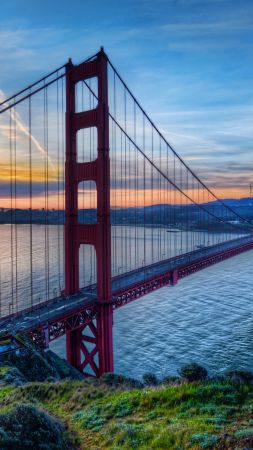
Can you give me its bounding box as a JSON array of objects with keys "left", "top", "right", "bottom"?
[{"left": 1, "top": 0, "right": 253, "bottom": 197}]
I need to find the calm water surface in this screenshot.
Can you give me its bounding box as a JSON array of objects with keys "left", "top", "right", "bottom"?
[
  {"left": 52, "top": 248, "right": 253, "bottom": 379},
  {"left": 0, "top": 224, "right": 252, "bottom": 378}
]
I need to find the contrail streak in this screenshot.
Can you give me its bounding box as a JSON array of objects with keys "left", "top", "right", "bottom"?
[{"left": 0, "top": 90, "right": 56, "bottom": 174}]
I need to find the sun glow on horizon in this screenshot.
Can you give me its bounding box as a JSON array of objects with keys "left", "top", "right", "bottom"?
[{"left": 0, "top": 186, "right": 250, "bottom": 210}]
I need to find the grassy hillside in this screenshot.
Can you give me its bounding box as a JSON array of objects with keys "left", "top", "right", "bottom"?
[
  {"left": 0, "top": 339, "right": 252, "bottom": 449},
  {"left": 0, "top": 371, "right": 253, "bottom": 449}
]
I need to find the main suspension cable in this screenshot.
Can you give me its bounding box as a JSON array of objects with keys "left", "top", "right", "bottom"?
[
  {"left": 106, "top": 56, "right": 253, "bottom": 226},
  {"left": 83, "top": 77, "right": 252, "bottom": 230},
  {"left": 82, "top": 78, "right": 249, "bottom": 234}
]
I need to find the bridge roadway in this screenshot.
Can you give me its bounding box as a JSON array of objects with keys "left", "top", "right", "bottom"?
[{"left": 1, "top": 234, "right": 253, "bottom": 339}]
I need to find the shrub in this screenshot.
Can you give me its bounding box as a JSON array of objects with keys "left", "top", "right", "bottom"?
[
  {"left": 142, "top": 373, "right": 158, "bottom": 386},
  {"left": 4, "top": 349, "right": 58, "bottom": 382},
  {"left": 100, "top": 372, "right": 142, "bottom": 389},
  {"left": 161, "top": 375, "right": 182, "bottom": 385},
  {"left": 0, "top": 403, "right": 70, "bottom": 449},
  {"left": 198, "top": 403, "right": 217, "bottom": 415},
  {"left": 74, "top": 394, "right": 135, "bottom": 431},
  {"left": 234, "top": 427, "right": 253, "bottom": 439},
  {"left": 0, "top": 365, "right": 26, "bottom": 387},
  {"left": 224, "top": 370, "right": 253, "bottom": 384},
  {"left": 206, "top": 416, "right": 226, "bottom": 424},
  {"left": 104, "top": 396, "right": 134, "bottom": 418},
  {"left": 179, "top": 363, "right": 208, "bottom": 382},
  {"left": 191, "top": 433, "right": 218, "bottom": 448},
  {"left": 74, "top": 404, "right": 105, "bottom": 431},
  {"left": 192, "top": 383, "right": 240, "bottom": 407}
]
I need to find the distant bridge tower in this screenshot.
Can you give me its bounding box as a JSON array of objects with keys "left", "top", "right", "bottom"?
[{"left": 64, "top": 49, "right": 113, "bottom": 376}]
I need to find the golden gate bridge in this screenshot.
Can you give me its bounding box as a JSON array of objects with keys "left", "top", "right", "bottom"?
[{"left": 0, "top": 48, "right": 252, "bottom": 377}]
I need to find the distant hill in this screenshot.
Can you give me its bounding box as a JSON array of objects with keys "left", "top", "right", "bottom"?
[
  {"left": 0, "top": 198, "right": 252, "bottom": 230},
  {"left": 206, "top": 197, "right": 253, "bottom": 207}
]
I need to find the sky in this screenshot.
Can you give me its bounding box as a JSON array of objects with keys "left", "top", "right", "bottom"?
[{"left": 0, "top": 0, "right": 253, "bottom": 207}]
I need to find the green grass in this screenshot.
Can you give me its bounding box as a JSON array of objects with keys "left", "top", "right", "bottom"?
[
  {"left": 0, "top": 367, "right": 9, "bottom": 375},
  {"left": 0, "top": 378, "right": 253, "bottom": 449},
  {"left": 0, "top": 386, "right": 13, "bottom": 400}
]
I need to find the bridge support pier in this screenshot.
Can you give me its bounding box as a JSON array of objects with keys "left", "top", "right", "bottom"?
[
  {"left": 66, "top": 328, "right": 81, "bottom": 369},
  {"left": 97, "top": 304, "right": 114, "bottom": 374},
  {"left": 65, "top": 306, "right": 113, "bottom": 377},
  {"left": 65, "top": 49, "right": 113, "bottom": 377},
  {"left": 171, "top": 269, "right": 178, "bottom": 286}
]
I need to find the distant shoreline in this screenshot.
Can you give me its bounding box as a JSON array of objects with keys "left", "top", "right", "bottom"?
[{"left": 0, "top": 199, "right": 252, "bottom": 231}]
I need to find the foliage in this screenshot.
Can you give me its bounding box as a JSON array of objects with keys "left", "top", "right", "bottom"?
[
  {"left": 0, "top": 365, "right": 253, "bottom": 449},
  {"left": 0, "top": 338, "right": 84, "bottom": 384},
  {"left": 2, "top": 348, "right": 59, "bottom": 382},
  {"left": 74, "top": 404, "right": 106, "bottom": 431},
  {"left": 234, "top": 427, "right": 253, "bottom": 438},
  {"left": 73, "top": 392, "right": 136, "bottom": 431},
  {"left": 0, "top": 403, "right": 71, "bottom": 449},
  {"left": 142, "top": 372, "right": 158, "bottom": 386},
  {"left": 45, "top": 350, "right": 84, "bottom": 381},
  {"left": 191, "top": 432, "right": 218, "bottom": 448},
  {"left": 103, "top": 421, "right": 153, "bottom": 449},
  {"left": 161, "top": 375, "right": 182, "bottom": 385},
  {"left": 224, "top": 370, "right": 253, "bottom": 384},
  {"left": 0, "top": 365, "right": 26, "bottom": 387},
  {"left": 99, "top": 372, "right": 143, "bottom": 389},
  {"left": 179, "top": 363, "right": 208, "bottom": 382}
]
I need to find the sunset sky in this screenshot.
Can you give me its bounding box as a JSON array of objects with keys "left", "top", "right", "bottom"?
[{"left": 0, "top": 0, "right": 253, "bottom": 207}]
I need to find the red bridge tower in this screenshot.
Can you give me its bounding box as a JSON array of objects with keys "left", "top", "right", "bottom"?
[{"left": 64, "top": 49, "right": 113, "bottom": 376}]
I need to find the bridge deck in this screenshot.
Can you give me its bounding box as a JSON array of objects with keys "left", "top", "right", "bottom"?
[{"left": 1, "top": 234, "right": 253, "bottom": 338}]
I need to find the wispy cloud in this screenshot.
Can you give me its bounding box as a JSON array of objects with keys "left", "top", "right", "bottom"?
[
  {"left": 0, "top": 0, "right": 253, "bottom": 201},
  {"left": 0, "top": 90, "right": 57, "bottom": 176}
]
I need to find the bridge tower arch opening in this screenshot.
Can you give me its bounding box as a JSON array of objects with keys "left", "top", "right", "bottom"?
[{"left": 65, "top": 49, "right": 113, "bottom": 376}]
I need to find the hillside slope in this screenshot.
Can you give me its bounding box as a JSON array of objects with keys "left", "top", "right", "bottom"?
[{"left": 0, "top": 373, "right": 253, "bottom": 449}]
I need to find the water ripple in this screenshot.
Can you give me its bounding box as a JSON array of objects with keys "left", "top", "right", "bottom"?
[{"left": 113, "top": 249, "right": 253, "bottom": 379}]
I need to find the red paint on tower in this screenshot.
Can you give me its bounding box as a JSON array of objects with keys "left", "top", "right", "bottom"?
[{"left": 65, "top": 49, "right": 113, "bottom": 376}]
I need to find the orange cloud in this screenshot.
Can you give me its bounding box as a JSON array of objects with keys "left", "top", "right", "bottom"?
[{"left": 0, "top": 186, "right": 249, "bottom": 210}]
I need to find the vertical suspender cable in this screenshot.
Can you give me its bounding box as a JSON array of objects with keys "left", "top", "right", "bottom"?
[
  {"left": 124, "top": 88, "right": 127, "bottom": 271},
  {"left": 143, "top": 115, "right": 146, "bottom": 269},
  {"left": 29, "top": 93, "right": 33, "bottom": 307},
  {"left": 61, "top": 75, "right": 65, "bottom": 292},
  {"left": 151, "top": 127, "right": 154, "bottom": 263},
  {"left": 44, "top": 84, "right": 49, "bottom": 301},
  {"left": 57, "top": 73, "right": 61, "bottom": 294},
  {"left": 9, "top": 106, "right": 14, "bottom": 315},
  {"left": 134, "top": 101, "right": 138, "bottom": 268},
  {"left": 14, "top": 103, "right": 18, "bottom": 313}
]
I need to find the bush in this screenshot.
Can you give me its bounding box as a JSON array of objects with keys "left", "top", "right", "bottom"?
[
  {"left": 0, "top": 365, "right": 26, "bottom": 387},
  {"left": 0, "top": 403, "right": 70, "bottom": 449},
  {"left": 4, "top": 349, "right": 59, "bottom": 382},
  {"left": 191, "top": 433, "right": 218, "bottom": 448},
  {"left": 100, "top": 372, "right": 143, "bottom": 389},
  {"left": 179, "top": 363, "right": 208, "bottom": 382},
  {"left": 142, "top": 373, "right": 158, "bottom": 386},
  {"left": 104, "top": 395, "right": 134, "bottom": 418},
  {"left": 224, "top": 370, "right": 253, "bottom": 384},
  {"left": 74, "top": 404, "right": 105, "bottom": 431},
  {"left": 161, "top": 375, "right": 182, "bottom": 385},
  {"left": 234, "top": 427, "right": 253, "bottom": 439},
  {"left": 74, "top": 394, "right": 135, "bottom": 431}
]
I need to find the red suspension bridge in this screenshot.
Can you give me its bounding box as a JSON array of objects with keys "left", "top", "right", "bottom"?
[{"left": 0, "top": 48, "right": 252, "bottom": 377}]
